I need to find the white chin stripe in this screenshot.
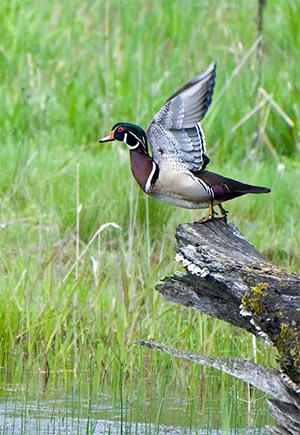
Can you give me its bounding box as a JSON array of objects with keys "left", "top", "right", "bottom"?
[
  {"left": 145, "top": 162, "right": 157, "bottom": 193},
  {"left": 123, "top": 132, "right": 140, "bottom": 150},
  {"left": 127, "top": 142, "right": 140, "bottom": 150},
  {"left": 122, "top": 133, "right": 128, "bottom": 145}
]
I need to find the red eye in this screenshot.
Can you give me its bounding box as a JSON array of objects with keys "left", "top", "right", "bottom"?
[{"left": 118, "top": 127, "right": 124, "bottom": 132}]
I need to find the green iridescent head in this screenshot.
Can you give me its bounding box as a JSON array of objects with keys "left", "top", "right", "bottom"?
[{"left": 99, "top": 122, "right": 148, "bottom": 154}]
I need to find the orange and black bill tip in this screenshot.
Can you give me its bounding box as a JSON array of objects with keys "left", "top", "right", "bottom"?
[{"left": 99, "top": 130, "right": 115, "bottom": 143}]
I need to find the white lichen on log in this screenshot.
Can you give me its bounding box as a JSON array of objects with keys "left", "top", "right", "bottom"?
[{"left": 139, "top": 219, "right": 300, "bottom": 434}]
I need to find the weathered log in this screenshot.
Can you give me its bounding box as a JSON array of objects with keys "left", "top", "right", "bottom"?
[{"left": 138, "top": 219, "right": 300, "bottom": 434}]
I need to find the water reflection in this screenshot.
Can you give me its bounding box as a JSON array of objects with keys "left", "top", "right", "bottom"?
[
  {"left": 0, "top": 407, "right": 269, "bottom": 434},
  {"left": 0, "top": 370, "right": 271, "bottom": 434}
]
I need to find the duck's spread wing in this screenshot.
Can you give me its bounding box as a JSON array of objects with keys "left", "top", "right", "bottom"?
[
  {"left": 156, "top": 61, "right": 217, "bottom": 129},
  {"left": 147, "top": 62, "right": 216, "bottom": 172}
]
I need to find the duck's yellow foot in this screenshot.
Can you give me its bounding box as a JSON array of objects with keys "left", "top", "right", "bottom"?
[
  {"left": 196, "top": 202, "right": 228, "bottom": 224},
  {"left": 196, "top": 201, "right": 216, "bottom": 223},
  {"left": 218, "top": 203, "right": 228, "bottom": 222},
  {"left": 197, "top": 215, "right": 214, "bottom": 223}
]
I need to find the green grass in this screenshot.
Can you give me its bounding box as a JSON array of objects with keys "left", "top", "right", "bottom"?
[{"left": 0, "top": 0, "right": 299, "bottom": 431}]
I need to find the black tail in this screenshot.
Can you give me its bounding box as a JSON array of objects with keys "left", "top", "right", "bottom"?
[
  {"left": 196, "top": 170, "right": 270, "bottom": 193},
  {"left": 235, "top": 184, "right": 271, "bottom": 194},
  {"left": 195, "top": 169, "right": 271, "bottom": 202}
]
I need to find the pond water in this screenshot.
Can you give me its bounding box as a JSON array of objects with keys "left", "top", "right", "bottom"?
[
  {"left": 0, "top": 370, "right": 271, "bottom": 434},
  {"left": 0, "top": 398, "right": 269, "bottom": 434}
]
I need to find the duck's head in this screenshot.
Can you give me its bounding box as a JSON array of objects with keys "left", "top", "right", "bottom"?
[{"left": 99, "top": 123, "right": 148, "bottom": 154}]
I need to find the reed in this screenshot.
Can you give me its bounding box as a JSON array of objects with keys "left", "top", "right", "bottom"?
[{"left": 0, "top": 0, "right": 298, "bottom": 430}]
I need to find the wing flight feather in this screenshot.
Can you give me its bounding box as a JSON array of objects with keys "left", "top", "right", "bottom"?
[{"left": 147, "top": 61, "right": 216, "bottom": 172}]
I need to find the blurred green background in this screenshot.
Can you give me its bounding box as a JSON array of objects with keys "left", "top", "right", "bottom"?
[{"left": 0, "top": 0, "right": 299, "bottom": 430}]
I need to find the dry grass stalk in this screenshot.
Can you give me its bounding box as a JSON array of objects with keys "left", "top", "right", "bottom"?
[{"left": 259, "top": 87, "right": 295, "bottom": 127}]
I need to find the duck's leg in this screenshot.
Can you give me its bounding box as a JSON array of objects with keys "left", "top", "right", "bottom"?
[
  {"left": 197, "top": 201, "right": 216, "bottom": 223},
  {"left": 218, "top": 203, "right": 228, "bottom": 221},
  {"left": 197, "top": 201, "right": 228, "bottom": 224}
]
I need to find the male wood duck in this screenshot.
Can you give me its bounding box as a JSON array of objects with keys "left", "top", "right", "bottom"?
[{"left": 100, "top": 62, "right": 270, "bottom": 222}]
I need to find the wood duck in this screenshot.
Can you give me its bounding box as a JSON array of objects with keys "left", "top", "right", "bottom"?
[{"left": 100, "top": 62, "right": 270, "bottom": 222}]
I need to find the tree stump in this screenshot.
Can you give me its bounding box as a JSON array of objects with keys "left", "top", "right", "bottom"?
[{"left": 137, "top": 219, "right": 300, "bottom": 434}]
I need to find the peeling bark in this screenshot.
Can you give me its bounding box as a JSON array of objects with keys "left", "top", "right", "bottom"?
[{"left": 138, "top": 219, "right": 300, "bottom": 434}]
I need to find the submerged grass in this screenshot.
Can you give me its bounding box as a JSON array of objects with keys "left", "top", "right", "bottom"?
[
  {"left": 0, "top": 362, "right": 273, "bottom": 432},
  {"left": 0, "top": 0, "right": 299, "bottom": 430}
]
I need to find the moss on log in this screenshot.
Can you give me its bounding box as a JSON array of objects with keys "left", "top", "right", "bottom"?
[{"left": 138, "top": 219, "right": 300, "bottom": 434}]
